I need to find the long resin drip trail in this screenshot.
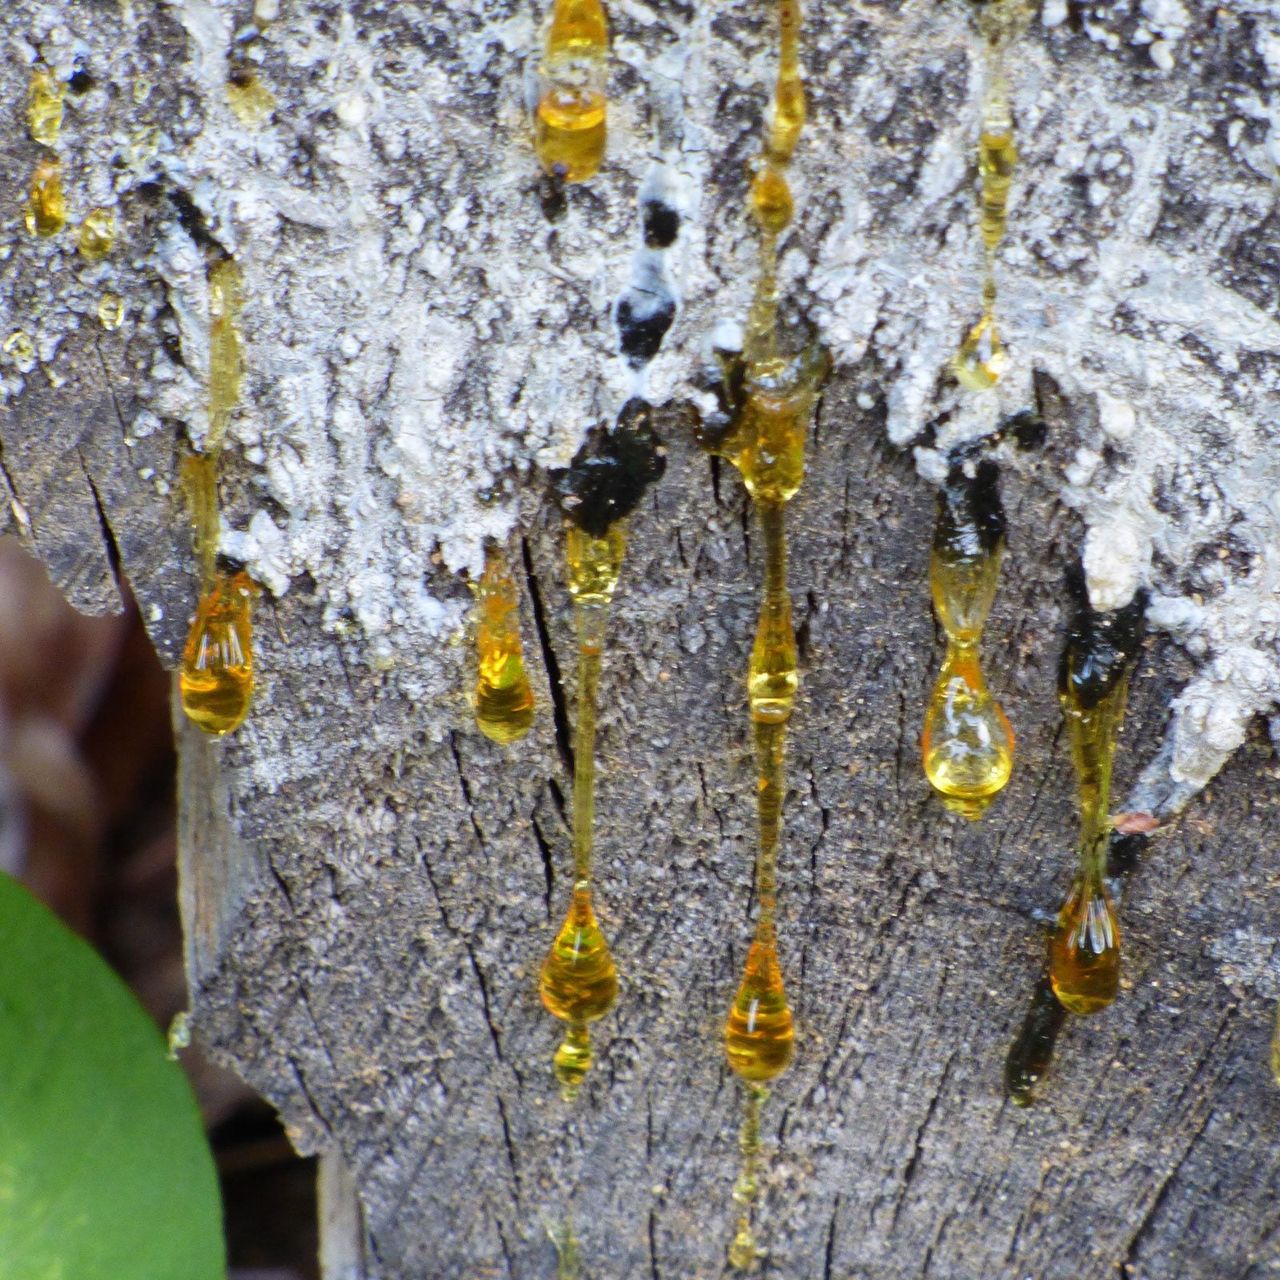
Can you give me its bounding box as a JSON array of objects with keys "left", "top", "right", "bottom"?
[
  {"left": 953, "top": 1, "right": 1022, "bottom": 391},
  {"left": 179, "top": 257, "right": 254, "bottom": 737},
  {"left": 539, "top": 525, "right": 623, "bottom": 1099}
]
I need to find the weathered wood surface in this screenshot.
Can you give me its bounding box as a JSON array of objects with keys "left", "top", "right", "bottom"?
[{"left": 4, "top": 1, "right": 1280, "bottom": 1277}]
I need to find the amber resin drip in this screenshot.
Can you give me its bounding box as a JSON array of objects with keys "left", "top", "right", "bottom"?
[
  {"left": 534, "top": 0, "right": 608, "bottom": 182},
  {"left": 179, "top": 569, "right": 255, "bottom": 736},
  {"left": 24, "top": 155, "right": 66, "bottom": 238},
  {"left": 27, "top": 67, "right": 64, "bottom": 147},
  {"left": 951, "top": 1, "right": 1024, "bottom": 392},
  {"left": 538, "top": 523, "right": 625, "bottom": 1098},
  {"left": 207, "top": 258, "right": 244, "bottom": 457},
  {"left": 78, "top": 208, "right": 117, "bottom": 262},
  {"left": 1048, "top": 590, "right": 1146, "bottom": 1016},
  {"left": 713, "top": 1, "right": 824, "bottom": 1265},
  {"left": 181, "top": 256, "right": 255, "bottom": 737},
  {"left": 921, "top": 460, "right": 1014, "bottom": 819},
  {"left": 472, "top": 543, "right": 535, "bottom": 743}
]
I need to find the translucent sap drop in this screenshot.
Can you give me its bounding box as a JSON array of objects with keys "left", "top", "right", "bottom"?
[
  {"left": 78, "top": 207, "right": 117, "bottom": 262},
  {"left": 952, "top": 313, "right": 1007, "bottom": 391},
  {"left": 24, "top": 157, "right": 66, "bottom": 237},
  {"left": 768, "top": 74, "right": 805, "bottom": 165},
  {"left": 98, "top": 292, "right": 126, "bottom": 330},
  {"left": 540, "top": 885, "right": 618, "bottom": 1027},
  {"left": 750, "top": 164, "right": 793, "bottom": 236},
  {"left": 978, "top": 129, "right": 1017, "bottom": 252},
  {"left": 180, "top": 570, "right": 255, "bottom": 736},
  {"left": 473, "top": 548, "right": 535, "bottom": 744},
  {"left": 724, "top": 939, "right": 794, "bottom": 1083},
  {"left": 921, "top": 645, "right": 1013, "bottom": 816},
  {"left": 535, "top": 88, "right": 606, "bottom": 183},
  {"left": 1049, "top": 877, "right": 1120, "bottom": 1016},
  {"left": 28, "top": 68, "right": 64, "bottom": 147},
  {"left": 565, "top": 522, "right": 625, "bottom": 607},
  {"left": 547, "top": 0, "right": 607, "bottom": 57},
  {"left": 226, "top": 71, "right": 276, "bottom": 128}
]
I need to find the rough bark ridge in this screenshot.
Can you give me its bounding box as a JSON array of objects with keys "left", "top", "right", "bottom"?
[{"left": 3, "top": 1, "right": 1280, "bottom": 1277}]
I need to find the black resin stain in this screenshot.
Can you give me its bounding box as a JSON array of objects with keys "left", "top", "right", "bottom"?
[
  {"left": 642, "top": 199, "right": 681, "bottom": 249},
  {"left": 550, "top": 399, "right": 667, "bottom": 536},
  {"left": 616, "top": 293, "right": 677, "bottom": 368},
  {"left": 1005, "top": 973, "right": 1067, "bottom": 1107},
  {"left": 934, "top": 458, "right": 1006, "bottom": 562},
  {"left": 1058, "top": 573, "right": 1148, "bottom": 710}
]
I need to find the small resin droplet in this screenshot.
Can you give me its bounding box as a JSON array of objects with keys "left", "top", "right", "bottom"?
[
  {"left": 2, "top": 330, "right": 36, "bottom": 369},
  {"left": 750, "top": 164, "right": 792, "bottom": 236},
  {"left": 540, "top": 885, "right": 618, "bottom": 1027},
  {"left": 951, "top": 313, "right": 1007, "bottom": 391},
  {"left": 78, "top": 207, "right": 117, "bottom": 262},
  {"left": 180, "top": 570, "right": 255, "bottom": 736},
  {"left": 27, "top": 68, "right": 64, "bottom": 147},
  {"left": 767, "top": 74, "right": 805, "bottom": 165},
  {"left": 226, "top": 71, "right": 276, "bottom": 128},
  {"left": 728, "top": 1225, "right": 758, "bottom": 1270},
  {"left": 473, "top": 546, "right": 535, "bottom": 743},
  {"left": 24, "top": 157, "right": 66, "bottom": 238},
  {"left": 98, "top": 292, "right": 126, "bottom": 330},
  {"left": 1049, "top": 877, "right": 1120, "bottom": 1016},
  {"left": 565, "top": 522, "right": 626, "bottom": 607},
  {"left": 724, "top": 939, "right": 794, "bottom": 1083},
  {"left": 1272, "top": 1005, "right": 1280, "bottom": 1087},
  {"left": 552, "top": 1022, "right": 592, "bottom": 1101}
]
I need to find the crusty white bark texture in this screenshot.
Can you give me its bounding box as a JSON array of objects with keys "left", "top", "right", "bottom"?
[{"left": 4, "top": 1, "right": 1280, "bottom": 1276}]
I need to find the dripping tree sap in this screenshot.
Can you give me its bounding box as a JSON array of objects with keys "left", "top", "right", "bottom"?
[
  {"left": 472, "top": 543, "right": 535, "bottom": 744},
  {"left": 180, "top": 570, "right": 255, "bottom": 737},
  {"left": 1048, "top": 588, "right": 1146, "bottom": 1016},
  {"left": 538, "top": 523, "right": 625, "bottom": 1099},
  {"left": 920, "top": 460, "right": 1014, "bottom": 818},
  {"left": 951, "top": 0, "right": 1026, "bottom": 391},
  {"left": 534, "top": 0, "right": 609, "bottom": 182}
]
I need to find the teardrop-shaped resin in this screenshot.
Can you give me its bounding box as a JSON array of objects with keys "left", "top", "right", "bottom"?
[
  {"left": 180, "top": 571, "right": 254, "bottom": 736},
  {"left": 724, "top": 938, "right": 794, "bottom": 1083},
  {"left": 473, "top": 548, "right": 534, "bottom": 744},
  {"left": 552, "top": 1022, "right": 593, "bottom": 1100},
  {"left": 1049, "top": 878, "right": 1120, "bottom": 1016},
  {"left": 921, "top": 644, "right": 1014, "bottom": 817},
  {"left": 539, "top": 885, "right": 618, "bottom": 1027}
]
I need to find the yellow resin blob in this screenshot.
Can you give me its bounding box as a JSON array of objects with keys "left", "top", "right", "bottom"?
[
  {"left": 539, "top": 883, "right": 618, "bottom": 1099},
  {"left": 24, "top": 157, "right": 66, "bottom": 238},
  {"left": 725, "top": 932, "right": 794, "bottom": 1083},
  {"left": 473, "top": 544, "right": 534, "bottom": 744},
  {"left": 534, "top": 0, "right": 608, "bottom": 182},
  {"left": 27, "top": 68, "right": 64, "bottom": 147},
  {"left": 1049, "top": 871, "right": 1120, "bottom": 1016},
  {"left": 180, "top": 570, "right": 255, "bottom": 736},
  {"left": 922, "top": 547, "right": 1013, "bottom": 818},
  {"left": 78, "top": 207, "right": 117, "bottom": 262}
]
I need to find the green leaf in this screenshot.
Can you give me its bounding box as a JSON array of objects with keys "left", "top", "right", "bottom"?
[{"left": 0, "top": 871, "right": 225, "bottom": 1280}]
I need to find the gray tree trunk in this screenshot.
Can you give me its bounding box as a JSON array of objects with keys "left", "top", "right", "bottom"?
[{"left": 4, "top": 1, "right": 1280, "bottom": 1277}]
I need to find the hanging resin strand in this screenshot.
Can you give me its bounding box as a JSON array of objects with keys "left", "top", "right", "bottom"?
[
  {"left": 534, "top": 0, "right": 608, "bottom": 182},
  {"left": 473, "top": 542, "right": 535, "bottom": 743},
  {"left": 921, "top": 459, "right": 1014, "bottom": 818},
  {"left": 181, "top": 258, "right": 254, "bottom": 736},
  {"left": 952, "top": 1, "right": 1023, "bottom": 391},
  {"left": 1048, "top": 592, "right": 1145, "bottom": 1015},
  {"left": 539, "top": 523, "right": 624, "bottom": 1098}
]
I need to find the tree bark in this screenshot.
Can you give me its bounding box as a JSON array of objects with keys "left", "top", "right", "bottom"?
[{"left": 4, "top": 1, "right": 1280, "bottom": 1277}]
